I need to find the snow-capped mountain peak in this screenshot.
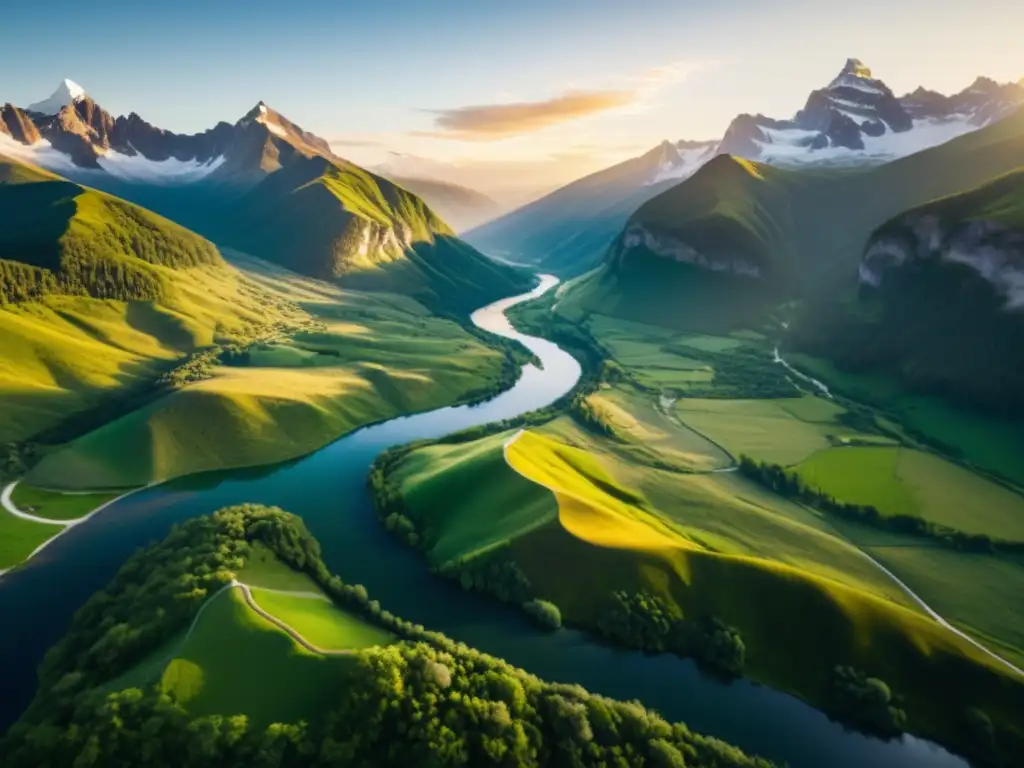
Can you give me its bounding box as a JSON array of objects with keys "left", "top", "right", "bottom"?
[
  {"left": 715, "top": 58, "right": 1024, "bottom": 168},
  {"left": 27, "top": 79, "right": 87, "bottom": 115}
]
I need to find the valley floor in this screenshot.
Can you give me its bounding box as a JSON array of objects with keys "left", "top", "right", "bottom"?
[{"left": 376, "top": 302, "right": 1024, "bottom": 762}]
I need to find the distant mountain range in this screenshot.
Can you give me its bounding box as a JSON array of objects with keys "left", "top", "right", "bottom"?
[
  {"left": 0, "top": 80, "right": 530, "bottom": 312},
  {"left": 468, "top": 59, "right": 1024, "bottom": 274}
]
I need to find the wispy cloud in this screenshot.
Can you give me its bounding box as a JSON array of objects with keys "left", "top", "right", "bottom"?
[
  {"left": 420, "top": 60, "right": 704, "bottom": 141},
  {"left": 422, "top": 90, "right": 635, "bottom": 140}
]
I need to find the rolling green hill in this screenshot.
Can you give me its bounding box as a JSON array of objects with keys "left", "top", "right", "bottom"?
[
  {"left": 0, "top": 156, "right": 221, "bottom": 306},
  {"left": 213, "top": 155, "right": 532, "bottom": 314},
  {"left": 381, "top": 424, "right": 1024, "bottom": 761},
  {"left": 561, "top": 107, "right": 1024, "bottom": 331}
]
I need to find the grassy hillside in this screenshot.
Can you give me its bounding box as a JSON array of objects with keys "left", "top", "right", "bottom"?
[
  {"left": 386, "top": 424, "right": 1024, "bottom": 759},
  {"left": 121, "top": 153, "right": 535, "bottom": 315},
  {"left": 25, "top": 267, "right": 511, "bottom": 489},
  {"left": 563, "top": 108, "right": 1024, "bottom": 330},
  {"left": 0, "top": 157, "right": 221, "bottom": 306},
  {"left": 0, "top": 159, "right": 314, "bottom": 452},
  {"left": 157, "top": 588, "right": 365, "bottom": 730}
]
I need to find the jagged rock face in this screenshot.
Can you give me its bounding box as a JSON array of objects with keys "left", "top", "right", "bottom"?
[
  {"left": 108, "top": 113, "right": 236, "bottom": 163},
  {"left": 862, "top": 214, "right": 1024, "bottom": 310},
  {"left": 716, "top": 58, "right": 1024, "bottom": 166},
  {"left": 0, "top": 104, "right": 41, "bottom": 144},
  {"left": 613, "top": 222, "right": 763, "bottom": 279}
]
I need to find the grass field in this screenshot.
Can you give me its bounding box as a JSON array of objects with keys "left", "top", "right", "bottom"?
[
  {"left": 795, "top": 446, "right": 1024, "bottom": 540},
  {"left": 586, "top": 315, "right": 738, "bottom": 391},
  {"left": 392, "top": 431, "right": 558, "bottom": 566},
  {"left": 0, "top": 255, "right": 309, "bottom": 445},
  {"left": 9, "top": 484, "right": 118, "bottom": 521},
  {"left": 0, "top": 510, "right": 61, "bottom": 570},
  {"left": 159, "top": 588, "right": 357, "bottom": 729},
  {"left": 865, "top": 545, "right": 1024, "bottom": 671},
  {"left": 786, "top": 352, "right": 1024, "bottom": 487},
  {"left": 24, "top": 262, "right": 508, "bottom": 490},
  {"left": 236, "top": 541, "right": 324, "bottom": 591},
  {"left": 674, "top": 396, "right": 892, "bottom": 466},
  {"left": 584, "top": 385, "right": 731, "bottom": 471},
  {"left": 249, "top": 588, "right": 394, "bottom": 651},
  {"left": 500, "top": 430, "right": 1023, "bottom": 742}
]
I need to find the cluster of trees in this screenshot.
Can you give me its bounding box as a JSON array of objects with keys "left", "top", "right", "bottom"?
[
  {"left": 0, "top": 442, "right": 37, "bottom": 482},
  {"left": 523, "top": 599, "right": 562, "bottom": 630},
  {"left": 737, "top": 456, "right": 1017, "bottom": 553},
  {"left": 826, "top": 666, "right": 907, "bottom": 737},
  {"left": 1, "top": 193, "right": 220, "bottom": 307},
  {"left": 370, "top": 457, "right": 554, "bottom": 627},
  {"left": 657, "top": 344, "right": 795, "bottom": 400},
  {"left": 596, "top": 591, "right": 746, "bottom": 679},
  {"left": 438, "top": 547, "right": 534, "bottom": 607},
  {"left": 1, "top": 504, "right": 775, "bottom": 768}
]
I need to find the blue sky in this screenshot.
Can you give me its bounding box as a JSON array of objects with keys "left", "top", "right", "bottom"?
[{"left": 2, "top": 0, "right": 1022, "bottom": 199}]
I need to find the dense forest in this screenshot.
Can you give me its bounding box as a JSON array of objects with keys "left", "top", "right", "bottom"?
[{"left": 1, "top": 504, "right": 775, "bottom": 768}]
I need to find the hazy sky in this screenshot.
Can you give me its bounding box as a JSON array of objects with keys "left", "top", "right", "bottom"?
[{"left": 2, "top": 0, "right": 1022, "bottom": 201}]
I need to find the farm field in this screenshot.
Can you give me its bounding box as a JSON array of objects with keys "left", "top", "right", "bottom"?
[
  {"left": 795, "top": 446, "right": 1024, "bottom": 540},
  {"left": 674, "top": 396, "right": 892, "bottom": 466},
  {"left": 9, "top": 484, "right": 118, "bottom": 521},
  {"left": 785, "top": 352, "right": 1024, "bottom": 487}
]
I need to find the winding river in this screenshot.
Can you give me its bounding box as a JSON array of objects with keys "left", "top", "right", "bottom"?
[{"left": 0, "top": 276, "right": 967, "bottom": 768}]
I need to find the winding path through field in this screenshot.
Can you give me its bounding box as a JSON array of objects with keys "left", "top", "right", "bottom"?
[
  {"left": 172, "top": 580, "right": 356, "bottom": 660},
  {"left": 501, "top": 430, "right": 1024, "bottom": 680}
]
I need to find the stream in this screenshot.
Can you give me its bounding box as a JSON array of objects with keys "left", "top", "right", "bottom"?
[{"left": 0, "top": 276, "right": 966, "bottom": 767}]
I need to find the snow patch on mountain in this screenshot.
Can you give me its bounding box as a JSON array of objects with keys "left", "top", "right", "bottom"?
[
  {"left": 97, "top": 151, "right": 227, "bottom": 184},
  {"left": 754, "top": 115, "right": 976, "bottom": 166},
  {"left": 27, "top": 79, "right": 87, "bottom": 116},
  {"left": 645, "top": 141, "right": 717, "bottom": 185}
]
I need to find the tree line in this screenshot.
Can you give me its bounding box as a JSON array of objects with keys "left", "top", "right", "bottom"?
[{"left": 1, "top": 504, "right": 775, "bottom": 768}]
